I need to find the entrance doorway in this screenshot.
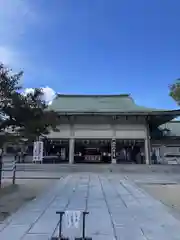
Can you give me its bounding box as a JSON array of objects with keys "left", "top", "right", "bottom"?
[
  {"left": 43, "top": 139, "right": 69, "bottom": 163},
  {"left": 74, "top": 139, "right": 111, "bottom": 163},
  {"left": 116, "top": 139, "right": 145, "bottom": 164}
]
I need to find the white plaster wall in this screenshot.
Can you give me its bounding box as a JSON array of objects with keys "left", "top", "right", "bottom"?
[
  {"left": 74, "top": 130, "right": 114, "bottom": 138},
  {"left": 115, "top": 124, "right": 146, "bottom": 130},
  {"left": 47, "top": 123, "right": 146, "bottom": 139},
  {"left": 115, "top": 130, "right": 145, "bottom": 139},
  {"left": 115, "top": 124, "right": 146, "bottom": 139},
  {"left": 47, "top": 125, "right": 71, "bottom": 138}
]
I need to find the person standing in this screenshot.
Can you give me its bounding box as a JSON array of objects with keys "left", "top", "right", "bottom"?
[
  {"left": 14, "top": 149, "right": 21, "bottom": 163},
  {"left": 151, "top": 150, "right": 157, "bottom": 164},
  {"left": 21, "top": 150, "right": 26, "bottom": 163}
]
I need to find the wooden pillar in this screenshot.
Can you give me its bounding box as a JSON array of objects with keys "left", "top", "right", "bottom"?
[{"left": 69, "top": 138, "right": 74, "bottom": 164}]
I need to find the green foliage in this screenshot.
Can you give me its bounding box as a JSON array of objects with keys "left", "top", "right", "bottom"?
[
  {"left": 18, "top": 88, "right": 59, "bottom": 141},
  {"left": 169, "top": 79, "right": 180, "bottom": 105},
  {"left": 0, "top": 64, "right": 23, "bottom": 130},
  {"left": 0, "top": 63, "right": 59, "bottom": 144}
]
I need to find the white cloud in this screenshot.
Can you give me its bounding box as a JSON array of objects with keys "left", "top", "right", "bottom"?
[
  {"left": 42, "top": 87, "right": 56, "bottom": 103},
  {"left": 23, "top": 88, "right": 34, "bottom": 95},
  {"left": 24, "top": 86, "right": 56, "bottom": 104}
]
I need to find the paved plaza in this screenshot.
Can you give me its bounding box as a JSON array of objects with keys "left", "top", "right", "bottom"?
[{"left": 1, "top": 174, "right": 180, "bottom": 239}]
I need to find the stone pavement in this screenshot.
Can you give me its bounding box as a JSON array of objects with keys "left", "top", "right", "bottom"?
[{"left": 1, "top": 174, "right": 180, "bottom": 239}]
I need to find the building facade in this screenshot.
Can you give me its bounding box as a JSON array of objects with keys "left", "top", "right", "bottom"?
[
  {"left": 44, "top": 94, "right": 180, "bottom": 164},
  {"left": 4, "top": 94, "right": 180, "bottom": 164}
]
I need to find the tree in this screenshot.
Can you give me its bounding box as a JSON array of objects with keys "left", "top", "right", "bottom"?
[
  {"left": 18, "top": 88, "right": 59, "bottom": 141},
  {"left": 0, "top": 63, "right": 59, "bottom": 146},
  {"left": 0, "top": 64, "right": 24, "bottom": 146},
  {"left": 169, "top": 79, "right": 180, "bottom": 105},
  {"left": 0, "top": 64, "right": 23, "bottom": 128}
]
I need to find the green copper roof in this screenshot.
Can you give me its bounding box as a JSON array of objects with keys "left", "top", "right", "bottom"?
[{"left": 49, "top": 94, "right": 168, "bottom": 113}]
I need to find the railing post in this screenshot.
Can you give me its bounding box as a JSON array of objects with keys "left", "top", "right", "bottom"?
[
  {"left": 0, "top": 148, "right": 3, "bottom": 188},
  {"left": 0, "top": 155, "right": 2, "bottom": 188},
  {"left": 12, "top": 161, "right": 16, "bottom": 185}
]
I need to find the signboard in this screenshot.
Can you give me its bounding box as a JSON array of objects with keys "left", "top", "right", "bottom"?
[
  {"left": 111, "top": 138, "right": 116, "bottom": 163},
  {"left": 65, "top": 210, "right": 81, "bottom": 228},
  {"left": 33, "top": 141, "right": 43, "bottom": 163}
]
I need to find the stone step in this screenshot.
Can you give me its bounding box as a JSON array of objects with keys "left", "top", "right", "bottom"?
[{"left": 9, "top": 163, "right": 180, "bottom": 173}]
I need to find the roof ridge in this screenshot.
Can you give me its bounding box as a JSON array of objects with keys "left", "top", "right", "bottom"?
[{"left": 56, "top": 94, "right": 130, "bottom": 98}]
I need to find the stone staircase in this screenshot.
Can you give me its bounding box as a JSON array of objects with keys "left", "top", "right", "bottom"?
[
  {"left": 15, "top": 163, "right": 115, "bottom": 172},
  {"left": 11, "top": 163, "right": 180, "bottom": 173},
  {"left": 3, "top": 155, "right": 180, "bottom": 173},
  {"left": 16, "top": 163, "right": 69, "bottom": 172}
]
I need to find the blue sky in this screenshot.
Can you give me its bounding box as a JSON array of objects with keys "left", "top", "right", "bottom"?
[{"left": 1, "top": 0, "right": 180, "bottom": 109}]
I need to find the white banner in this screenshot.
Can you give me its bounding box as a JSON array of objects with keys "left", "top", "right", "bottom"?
[
  {"left": 33, "top": 141, "right": 43, "bottom": 162},
  {"left": 111, "top": 138, "right": 116, "bottom": 161},
  {"left": 65, "top": 211, "right": 81, "bottom": 228}
]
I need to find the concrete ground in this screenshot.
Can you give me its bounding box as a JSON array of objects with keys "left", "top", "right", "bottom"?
[
  {"left": 0, "top": 174, "right": 180, "bottom": 239},
  {"left": 139, "top": 183, "right": 180, "bottom": 221},
  {"left": 0, "top": 179, "right": 58, "bottom": 222}
]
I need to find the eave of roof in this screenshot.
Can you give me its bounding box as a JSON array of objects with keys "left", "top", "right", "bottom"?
[
  {"left": 56, "top": 94, "right": 130, "bottom": 97},
  {"left": 56, "top": 109, "right": 180, "bottom": 115},
  {"left": 55, "top": 111, "right": 180, "bottom": 127}
]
